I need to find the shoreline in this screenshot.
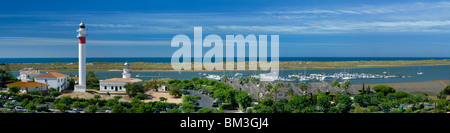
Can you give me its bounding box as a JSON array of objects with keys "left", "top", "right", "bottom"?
[{"left": 1, "top": 59, "right": 450, "bottom": 72}]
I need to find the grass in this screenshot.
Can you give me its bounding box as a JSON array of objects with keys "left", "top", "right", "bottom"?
[{"left": 1, "top": 59, "right": 449, "bottom": 72}]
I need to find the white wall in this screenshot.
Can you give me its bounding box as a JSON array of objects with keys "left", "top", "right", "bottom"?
[
  {"left": 12, "top": 86, "right": 47, "bottom": 94},
  {"left": 20, "top": 74, "right": 40, "bottom": 81},
  {"left": 35, "top": 76, "right": 69, "bottom": 92},
  {"left": 99, "top": 82, "right": 126, "bottom": 91}
]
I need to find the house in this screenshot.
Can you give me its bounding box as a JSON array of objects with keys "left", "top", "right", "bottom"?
[
  {"left": 17, "top": 68, "right": 41, "bottom": 82},
  {"left": 34, "top": 72, "right": 70, "bottom": 92},
  {"left": 100, "top": 78, "right": 143, "bottom": 91},
  {"left": 158, "top": 85, "right": 168, "bottom": 92},
  {"left": 99, "top": 62, "right": 143, "bottom": 92},
  {"left": 6, "top": 81, "right": 49, "bottom": 94}
]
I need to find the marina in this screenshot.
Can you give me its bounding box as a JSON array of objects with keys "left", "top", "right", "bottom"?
[{"left": 11, "top": 64, "right": 450, "bottom": 84}]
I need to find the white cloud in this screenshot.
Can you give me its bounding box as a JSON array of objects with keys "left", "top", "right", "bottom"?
[
  {"left": 213, "top": 20, "right": 450, "bottom": 34},
  {"left": 0, "top": 37, "right": 169, "bottom": 46}
]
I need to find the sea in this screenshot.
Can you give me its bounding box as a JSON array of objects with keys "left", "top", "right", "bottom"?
[
  {"left": 4, "top": 57, "right": 450, "bottom": 84},
  {"left": 0, "top": 57, "right": 449, "bottom": 63}
]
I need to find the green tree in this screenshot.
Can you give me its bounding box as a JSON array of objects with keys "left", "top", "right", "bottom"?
[
  {"left": 332, "top": 79, "right": 340, "bottom": 89},
  {"left": 136, "top": 103, "right": 156, "bottom": 113},
  {"left": 8, "top": 86, "right": 20, "bottom": 94},
  {"left": 221, "top": 75, "right": 228, "bottom": 83},
  {"left": 54, "top": 103, "right": 70, "bottom": 113},
  {"left": 181, "top": 101, "right": 194, "bottom": 113},
  {"left": 264, "top": 82, "right": 273, "bottom": 92},
  {"left": 113, "top": 96, "right": 122, "bottom": 101},
  {"left": 299, "top": 82, "right": 309, "bottom": 94},
  {"left": 238, "top": 76, "right": 245, "bottom": 85},
  {"left": 169, "top": 85, "right": 182, "bottom": 98},
  {"left": 134, "top": 93, "right": 148, "bottom": 100},
  {"left": 197, "top": 108, "right": 215, "bottom": 113},
  {"left": 85, "top": 105, "right": 99, "bottom": 113},
  {"left": 72, "top": 101, "right": 88, "bottom": 110},
  {"left": 49, "top": 88, "right": 60, "bottom": 97},
  {"left": 366, "top": 85, "right": 371, "bottom": 94},
  {"left": 316, "top": 93, "right": 331, "bottom": 113},
  {"left": 235, "top": 91, "right": 252, "bottom": 110},
  {"left": 288, "top": 95, "right": 313, "bottom": 112},
  {"left": 26, "top": 103, "right": 37, "bottom": 111},
  {"left": 439, "top": 85, "right": 450, "bottom": 99},
  {"left": 359, "top": 82, "right": 366, "bottom": 94},
  {"left": 341, "top": 80, "right": 351, "bottom": 93},
  {"left": 94, "top": 94, "right": 101, "bottom": 99},
  {"left": 380, "top": 102, "right": 392, "bottom": 111},
  {"left": 394, "top": 91, "right": 412, "bottom": 99},
  {"left": 124, "top": 82, "right": 145, "bottom": 98},
  {"left": 144, "top": 78, "right": 166, "bottom": 92},
  {"left": 292, "top": 77, "right": 299, "bottom": 86},
  {"left": 272, "top": 83, "right": 284, "bottom": 101},
  {"left": 373, "top": 85, "right": 396, "bottom": 95},
  {"left": 285, "top": 87, "right": 295, "bottom": 97},
  {"left": 159, "top": 97, "right": 168, "bottom": 102},
  {"left": 167, "top": 109, "right": 182, "bottom": 113},
  {"left": 86, "top": 71, "right": 99, "bottom": 90},
  {"left": 0, "top": 68, "right": 17, "bottom": 88},
  {"left": 111, "top": 104, "right": 126, "bottom": 113}
]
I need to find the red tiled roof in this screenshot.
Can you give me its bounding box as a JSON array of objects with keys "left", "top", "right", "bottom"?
[
  {"left": 35, "top": 72, "right": 69, "bottom": 78},
  {"left": 6, "top": 81, "right": 49, "bottom": 87}
]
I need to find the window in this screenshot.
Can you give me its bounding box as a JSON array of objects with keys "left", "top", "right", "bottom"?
[
  {"left": 104, "top": 86, "right": 107, "bottom": 90},
  {"left": 120, "top": 86, "right": 122, "bottom": 90}
]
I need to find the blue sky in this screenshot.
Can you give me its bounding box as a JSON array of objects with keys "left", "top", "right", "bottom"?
[{"left": 1, "top": 0, "right": 450, "bottom": 57}]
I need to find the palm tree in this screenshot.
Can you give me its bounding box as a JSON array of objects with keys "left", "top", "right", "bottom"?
[
  {"left": 238, "top": 76, "right": 245, "bottom": 85},
  {"left": 292, "top": 77, "right": 299, "bottom": 86},
  {"left": 264, "top": 82, "right": 273, "bottom": 92},
  {"left": 86, "top": 71, "right": 99, "bottom": 89},
  {"left": 331, "top": 79, "right": 341, "bottom": 89},
  {"left": 286, "top": 87, "right": 295, "bottom": 97},
  {"left": 144, "top": 78, "right": 165, "bottom": 92},
  {"left": 299, "top": 82, "right": 309, "bottom": 95},
  {"left": 221, "top": 75, "right": 228, "bottom": 83},
  {"left": 341, "top": 80, "right": 351, "bottom": 94},
  {"left": 272, "top": 82, "right": 284, "bottom": 101}
]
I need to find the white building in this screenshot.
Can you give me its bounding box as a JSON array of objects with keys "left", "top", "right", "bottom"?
[
  {"left": 99, "top": 62, "right": 142, "bottom": 92},
  {"left": 17, "top": 68, "right": 41, "bottom": 82},
  {"left": 6, "top": 81, "right": 49, "bottom": 94},
  {"left": 34, "top": 72, "right": 70, "bottom": 92},
  {"left": 158, "top": 85, "right": 168, "bottom": 92}
]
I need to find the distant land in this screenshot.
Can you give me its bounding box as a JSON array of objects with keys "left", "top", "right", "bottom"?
[
  {"left": 1, "top": 58, "right": 449, "bottom": 72},
  {"left": 0, "top": 57, "right": 450, "bottom": 63}
]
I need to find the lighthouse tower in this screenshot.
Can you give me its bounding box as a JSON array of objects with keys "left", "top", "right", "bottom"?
[
  {"left": 122, "top": 62, "right": 131, "bottom": 78},
  {"left": 74, "top": 21, "right": 87, "bottom": 92}
]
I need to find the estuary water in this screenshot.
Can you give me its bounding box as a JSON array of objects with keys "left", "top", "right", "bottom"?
[{"left": 11, "top": 65, "right": 450, "bottom": 84}]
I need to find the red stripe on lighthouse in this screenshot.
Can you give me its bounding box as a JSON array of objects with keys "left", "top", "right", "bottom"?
[{"left": 78, "top": 37, "right": 86, "bottom": 44}]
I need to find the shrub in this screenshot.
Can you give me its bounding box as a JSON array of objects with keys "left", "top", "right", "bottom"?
[
  {"left": 391, "top": 109, "right": 403, "bottom": 113},
  {"left": 134, "top": 93, "right": 148, "bottom": 100},
  {"left": 373, "top": 85, "right": 396, "bottom": 95},
  {"left": 8, "top": 86, "right": 20, "bottom": 93},
  {"left": 197, "top": 108, "right": 215, "bottom": 113},
  {"left": 167, "top": 109, "right": 182, "bottom": 113},
  {"left": 85, "top": 105, "right": 99, "bottom": 113},
  {"left": 368, "top": 106, "right": 380, "bottom": 112},
  {"left": 394, "top": 91, "right": 412, "bottom": 99},
  {"left": 169, "top": 86, "right": 182, "bottom": 98}
]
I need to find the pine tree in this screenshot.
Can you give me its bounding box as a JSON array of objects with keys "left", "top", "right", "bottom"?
[{"left": 361, "top": 82, "right": 365, "bottom": 94}]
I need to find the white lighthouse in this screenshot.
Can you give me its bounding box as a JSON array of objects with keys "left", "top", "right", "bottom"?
[
  {"left": 74, "top": 21, "right": 87, "bottom": 92},
  {"left": 123, "top": 62, "right": 131, "bottom": 78}
]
